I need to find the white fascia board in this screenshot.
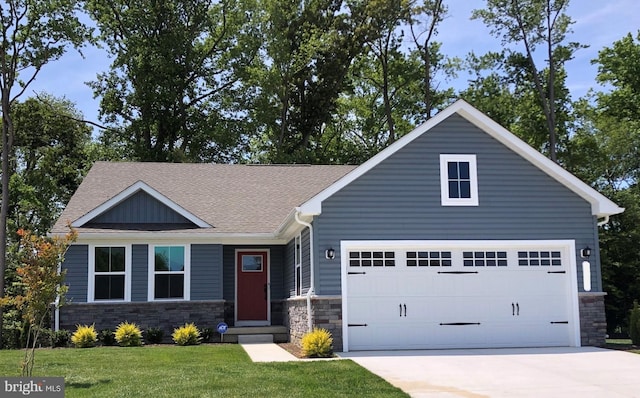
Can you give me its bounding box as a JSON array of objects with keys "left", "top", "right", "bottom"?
[
  {"left": 299, "top": 99, "right": 624, "bottom": 218},
  {"left": 71, "top": 181, "right": 212, "bottom": 228}
]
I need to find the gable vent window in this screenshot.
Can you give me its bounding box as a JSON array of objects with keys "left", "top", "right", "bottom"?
[
  {"left": 440, "top": 154, "right": 479, "bottom": 206},
  {"left": 406, "top": 251, "right": 452, "bottom": 267},
  {"left": 518, "top": 251, "right": 562, "bottom": 266},
  {"left": 349, "top": 251, "right": 395, "bottom": 267},
  {"left": 463, "top": 251, "right": 507, "bottom": 267}
]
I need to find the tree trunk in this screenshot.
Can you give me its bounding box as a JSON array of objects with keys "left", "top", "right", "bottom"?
[
  {"left": 0, "top": 86, "right": 14, "bottom": 345},
  {"left": 381, "top": 57, "right": 395, "bottom": 143}
]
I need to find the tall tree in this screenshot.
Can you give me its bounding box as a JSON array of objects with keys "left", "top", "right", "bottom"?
[
  {"left": 11, "top": 95, "right": 93, "bottom": 234},
  {"left": 472, "top": 0, "right": 582, "bottom": 163},
  {"left": 86, "top": 0, "right": 260, "bottom": 162},
  {"left": 408, "top": 0, "right": 458, "bottom": 120},
  {"left": 249, "top": 0, "right": 373, "bottom": 163},
  {"left": 569, "top": 32, "right": 640, "bottom": 335},
  {"left": 0, "top": 0, "right": 91, "bottom": 344}
]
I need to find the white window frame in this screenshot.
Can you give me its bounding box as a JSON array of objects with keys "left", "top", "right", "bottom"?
[
  {"left": 87, "top": 244, "right": 131, "bottom": 303},
  {"left": 294, "top": 233, "right": 302, "bottom": 296},
  {"left": 148, "top": 244, "right": 191, "bottom": 301},
  {"left": 440, "top": 154, "right": 479, "bottom": 206}
]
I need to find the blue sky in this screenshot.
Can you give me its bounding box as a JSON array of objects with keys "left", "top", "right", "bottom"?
[{"left": 24, "top": 1, "right": 640, "bottom": 129}]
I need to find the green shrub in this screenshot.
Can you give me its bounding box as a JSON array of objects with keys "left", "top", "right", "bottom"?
[
  {"left": 115, "top": 322, "right": 143, "bottom": 347},
  {"left": 630, "top": 301, "right": 640, "bottom": 346},
  {"left": 301, "top": 328, "right": 333, "bottom": 358},
  {"left": 145, "top": 327, "right": 164, "bottom": 344},
  {"left": 98, "top": 329, "right": 116, "bottom": 346},
  {"left": 172, "top": 323, "right": 200, "bottom": 346},
  {"left": 71, "top": 324, "right": 97, "bottom": 348},
  {"left": 52, "top": 330, "right": 71, "bottom": 348},
  {"left": 201, "top": 327, "right": 214, "bottom": 343}
]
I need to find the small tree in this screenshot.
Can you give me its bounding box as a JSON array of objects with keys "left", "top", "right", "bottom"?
[{"left": 0, "top": 228, "right": 77, "bottom": 376}]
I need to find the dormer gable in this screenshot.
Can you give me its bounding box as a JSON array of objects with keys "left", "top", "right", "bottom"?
[{"left": 71, "top": 181, "right": 211, "bottom": 229}]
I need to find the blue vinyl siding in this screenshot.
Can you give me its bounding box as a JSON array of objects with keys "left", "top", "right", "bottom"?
[
  {"left": 222, "top": 245, "right": 286, "bottom": 301},
  {"left": 191, "top": 244, "right": 223, "bottom": 300},
  {"left": 313, "top": 114, "right": 600, "bottom": 295},
  {"left": 63, "top": 245, "right": 88, "bottom": 302},
  {"left": 131, "top": 244, "right": 148, "bottom": 302},
  {"left": 88, "top": 190, "right": 193, "bottom": 225}
]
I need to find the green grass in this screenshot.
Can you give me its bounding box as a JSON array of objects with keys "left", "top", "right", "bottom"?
[
  {"left": 606, "top": 339, "right": 640, "bottom": 354},
  {"left": 0, "top": 345, "right": 408, "bottom": 398}
]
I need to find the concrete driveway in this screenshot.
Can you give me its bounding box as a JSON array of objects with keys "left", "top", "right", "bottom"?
[{"left": 340, "top": 347, "right": 640, "bottom": 398}]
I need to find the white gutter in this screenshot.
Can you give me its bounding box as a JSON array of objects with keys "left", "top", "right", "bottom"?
[
  {"left": 597, "top": 215, "right": 610, "bottom": 227},
  {"left": 294, "top": 208, "right": 315, "bottom": 332}
]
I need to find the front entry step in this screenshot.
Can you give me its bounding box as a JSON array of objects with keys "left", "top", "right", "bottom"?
[
  {"left": 238, "top": 334, "right": 273, "bottom": 344},
  {"left": 223, "top": 326, "right": 288, "bottom": 344}
]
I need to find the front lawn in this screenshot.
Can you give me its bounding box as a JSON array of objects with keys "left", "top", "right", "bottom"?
[{"left": 0, "top": 345, "right": 408, "bottom": 397}]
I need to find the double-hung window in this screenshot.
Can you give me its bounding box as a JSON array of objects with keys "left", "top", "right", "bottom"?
[
  {"left": 440, "top": 154, "right": 479, "bottom": 206},
  {"left": 150, "top": 245, "right": 190, "bottom": 300},
  {"left": 90, "top": 246, "right": 129, "bottom": 301}
]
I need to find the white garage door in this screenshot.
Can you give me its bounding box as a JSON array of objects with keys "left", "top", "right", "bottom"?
[{"left": 342, "top": 240, "right": 580, "bottom": 351}]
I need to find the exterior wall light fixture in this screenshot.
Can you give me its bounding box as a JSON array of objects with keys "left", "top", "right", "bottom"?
[{"left": 325, "top": 248, "right": 335, "bottom": 260}]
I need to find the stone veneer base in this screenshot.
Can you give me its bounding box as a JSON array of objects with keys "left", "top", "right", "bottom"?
[
  {"left": 284, "top": 296, "right": 343, "bottom": 352},
  {"left": 58, "top": 301, "right": 225, "bottom": 341},
  {"left": 579, "top": 292, "right": 607, "bottom": 347}
]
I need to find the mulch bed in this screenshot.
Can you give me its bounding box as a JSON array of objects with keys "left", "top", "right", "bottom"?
[{"left": 278, "top": 342, "right": 305, "bottom": 358}]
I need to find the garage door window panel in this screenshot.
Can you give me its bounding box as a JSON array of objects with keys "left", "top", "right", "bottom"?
[
  {"left": 518, "top": 251, "right": 562, "bottom": 266},
  {"left": 349, "top": 251, "right": 395, "bottom": 267},
  {"left": 463, "top": 251, "right": 507, "bottom": 267},
  {"left": 406, "top": 251, "right": 452, "bottom": 266}
]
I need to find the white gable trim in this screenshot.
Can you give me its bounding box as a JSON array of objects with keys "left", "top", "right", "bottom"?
[
  {"left": 71, "top": 181, "right": 212, "bottom": 228},
  {"left": 298, "top": 100, "right": 624, "bottom": 218}
]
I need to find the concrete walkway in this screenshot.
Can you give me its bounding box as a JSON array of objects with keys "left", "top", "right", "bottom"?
[
  {"left": 241, "top": 343, "right": 301, "bottom": 362},
  {"left": 241, "top": 342, "right": 341, "bottom": 362}
]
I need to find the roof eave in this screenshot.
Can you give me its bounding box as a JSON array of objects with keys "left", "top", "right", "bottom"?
[{"left": 299, "top": 99, "right": 624, "bottom": 219}]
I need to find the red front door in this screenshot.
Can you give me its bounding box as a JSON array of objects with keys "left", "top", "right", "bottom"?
[{"left": 236, "top": 251, "right": 269, "bottom": 324}]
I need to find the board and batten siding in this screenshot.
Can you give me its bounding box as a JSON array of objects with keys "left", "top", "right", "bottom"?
[
  {"left": 222, "top": 245, "right": 286, "bottom": 301},
  {"left": 63, "top": 244, "right": 89, "bottom": 302},
  {"left": 191, "top": 244, "right": 223, "bottom": 300},
  {"left": 87, "top": 190, "right": 193, "bottom": 225},
  {"left": 313, "top": 114, "right": 600, "bottom": 295}
]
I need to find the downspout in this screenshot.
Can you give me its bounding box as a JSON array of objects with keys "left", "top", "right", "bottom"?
[
  {"left": 597, "top": 216, "right": 609, "bottom": 227},
  {"left": 294, "top": 208, "right": 315, "bottom": 332}
]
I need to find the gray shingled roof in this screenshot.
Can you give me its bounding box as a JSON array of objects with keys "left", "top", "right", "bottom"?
[{"left": 52, "top": 162, "right": 356, "bottom": 235}]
